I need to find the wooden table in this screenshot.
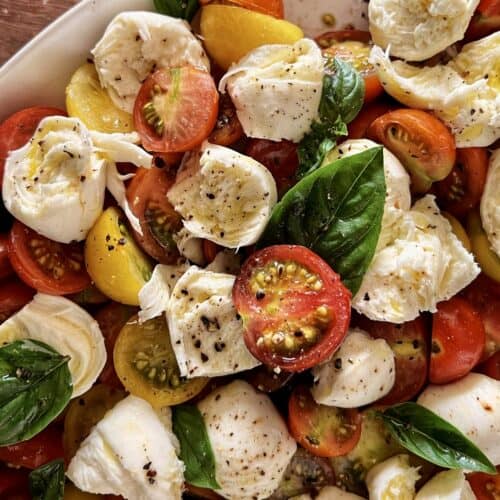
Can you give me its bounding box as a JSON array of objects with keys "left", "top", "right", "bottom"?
[{"left": 0, "top": 0, "right": 79, "bottom": 65}]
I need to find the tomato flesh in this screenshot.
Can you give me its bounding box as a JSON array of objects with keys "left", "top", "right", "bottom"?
[
  {"left": 233, "top": 245, "right": 351, "bottom": 371},
  {"left": 468, "top": 466, "right": 500, "bottom": 500},
  {"left": 347, "top": 100, "right": 397, "bottom": 140}
]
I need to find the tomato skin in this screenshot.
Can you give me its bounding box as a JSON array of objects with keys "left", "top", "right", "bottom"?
[
  {"left": 199, "top": 0, "right": 284, "bottom": 18},
  {"left": 430, "top": 297, "right": 486, "bottom": 384},
  {"left": 288, "top": 386, "right": 362, "bottom": 458},
  {"left": 466, "top": 0, "right": 500, "bottom": 40},
  {"left": 0, "top": 426, "right": 63, "bottom": 470},
  {"left": 347, "top": 100, "right": 397, "bottom": 140},
  {"left": 433, "top": 148, "right": 489, "bottom": 218},
  {"left": 0, "top": 465, "right": 30, "bottom": 500},
  {"left": 244, "top": 364, "right": 293, "bottom": 393},
  {"left": 0, "top": 278, "right": 35, "bottom": 323},
  {"left": 134, "top": 67, "right": 218, "bottom": 153},
  {"left": 202, "top": 240, "right": 220, "bottom": 264},
  {"left": 234, "top": 245, "right": 351, "bottom": 372},
  {"left": 0, "top": 234, "right": 14, "bottom": 280},
  {"left": 208, "top": 93, "right": 244, "bottom": 146},
  {"left": 467, "top": 466, "right": 500, "bottom": 500},
  {"left": 478, "top": 351, "right": 500, "bottom": 380}
]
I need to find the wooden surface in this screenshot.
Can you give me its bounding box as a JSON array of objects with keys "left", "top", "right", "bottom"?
[{"left": 0, "top": 0, "right": 79, "bottom": 65}]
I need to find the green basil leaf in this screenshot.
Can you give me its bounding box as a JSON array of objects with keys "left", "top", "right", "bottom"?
[
  {"left": 172, "top": 405, "right": 221, "bottom": 490},
  {"left": 29, "top": 459, "right": 65, "bottom": 500},
  {"left": 379, "top": 402, "right": 496, "bottom": 474},
  {"left": 0, "top": 339, "right": 72, "bottom": 446},
  {"left": 260, "top": 147, "right": 385, "bottom": 295},
  {"left": 154, "top": 0, "right": 199, "bottom": 21}
]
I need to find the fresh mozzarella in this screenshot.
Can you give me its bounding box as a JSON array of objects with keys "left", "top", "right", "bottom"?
[
  {"left": 168, "top": 142, "right": 277, "bottom": 248},
  {"left": 173, "top": 227, "right": 206, "bottom": 266},
  {"left": 67, "top": 395, "right": 184, "bottom": 499},
  {"left": 291, "top": 487, "right": 366, "bottom": 500},
  {"left": 369, "top": 33, "right": 500, "bottom": 147},
  {"left": 311, "top": 328, "right": 395, "bottom": 408},
  {"left": 0, "top": 294, "right": 106, "bottom": 398},
  {"left": 415, "top": 470, "right": 475, "bottom": 500},
  {"left": 366, "top": 454, "right": 420, "bottom": 500},
  {"left": 481, "top": 149, "right": 500, "bottom": 257},
  {"left": 197, "top": 380, "right": 296, "bottom": 500},
  {"left": 368, "top": 0, "right": 480, "bottom": 61},
  {"left": 219, "top": 38, "right": 324, "bottom": 142},
  {"left": 418, "top": 373, "right": 500, "bottom": 465},
  {"left": 2, "top": 116, "right": 152, "bottom": 243},
  {"left": 167, "top": 267, "right": 260, "bottom": 378},
  {"left": 206, "top": 250, "right": 241, "bottom": 275},
  {"left": 92, "top": 12, "right": 210, "bottom": 113},
  {"left": 353, "top": 196, "right": 479, "bottom": 323}
]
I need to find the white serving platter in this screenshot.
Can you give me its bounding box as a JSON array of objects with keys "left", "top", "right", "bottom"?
[{"left": 0, "top": 0, "right": 368, "bottom": 121}]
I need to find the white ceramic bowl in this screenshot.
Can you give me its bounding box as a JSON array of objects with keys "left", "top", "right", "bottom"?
[{"left": 0, "top": 0, "right": 368, "bottom": 120}]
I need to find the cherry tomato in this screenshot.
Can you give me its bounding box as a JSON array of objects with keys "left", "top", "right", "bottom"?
[
  {"left": 468, "top": 466, "right": 500, "bottom": 500},
  {"left": 0, "top": 425, "right": 63, "bottom": 470},
  {"left": 68, "top": 285, "right": 109, "bottom": 307},
  {"left": 233, "top": 245, "right": 351, "bottom": 372},
  {"left": 245, "top": 139, "right": 299, "bottom": 196},
  {"left": 202, "top": 240, "right": 220, "bottom": 264},
  {"left": 0, "top": 464, "right": 30, "bottom": 500},
  {"left": 0, "top": 278, "right": 35, "bottom": 323},
  {"left": 185, "top": 484, "right": 223, "bottom": 500},
  {"left": 199, "top": 0, "right": 284, "bottom": 18},
  {"left": 316, "top": 31, "right": 383, "bottom": 103},
  {"left": 127, "top": 167, "right": 182, "bottom": 264},
  {"left": 433, "top": 148, "right": 489, "bottom": 218},
  {"left": 478, "top": 351, "right": 500, "bottom": 380},
  {"left": 358, "top": 317, "right": 429, "bottom": 404},
  {"left": 288, "top": 386, "right": 361, "bottom": 458},
  {"left": 134, "top": 67, "right": 218, "bottom": 153},
  {"left": 244, "top": 364, "right": 293, "bottom": 393},
  {"left": 430, "top": 297, "right": 486, "bottom": 384},
  {"left": 347, "top": 100, "right": 397, "bottom": 140},
  {"left": 208, "top": 93, "right": 244, "bottom": 146},
  {"left": 466, "top": 0, "right": 500, "bottom": 40},
  {"left": 367, "top": 109, "right": 456, "bottom": 193},
  {"left": 0, "top": 234, "right": 13, "bottom": 280},
  {"left": 7, "top": 221, "right": 90, "bottom": 295}
]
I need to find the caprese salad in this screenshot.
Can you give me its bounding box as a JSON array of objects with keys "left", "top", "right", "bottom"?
[{"left": 0, "top": 0, "right": 499, "bottom": 499}]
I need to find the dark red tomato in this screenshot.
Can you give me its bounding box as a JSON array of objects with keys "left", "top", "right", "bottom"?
[
  {"left": 0, "top": 234, "right": 14, "bottom": 280},
  {"left": 433, "top": 148, "right": 489, "bottom": 218},
  {"left": 358, "top": 317, "right": 429, "bottom": 404},
  {"left": 478, "top": 351, "right": 500, "bottom": 380},
  {"left": 0, "top": 465, "right": 30, "bottom": 500},
  {"left": 0, "top": 426, "right": 63, "bottom": 469},
  {"left": 430, "top": 297, "right": 485, "bottom": 384},
  {"left": 468, "top": 466, "right": 500, "bottom": 500},
  {"left": 95, "top": 302, "right": 137, "bottom": 389},
  {"left": 208, "top": 93, "right": 243, "bottom": 146},
  {"left": 0, "top": 278, "right": 35, "bottom": 323},
  {"left": 7, "top": 221, "right": 90, "bottom": 295},
  {"left": 134, "top": 67, "right": 219, "bottom": 153},
  {"left": 0, "top": 107, "right": 64, "bottom": 186},
  {"left": 245, "top": 364, "right": 294, "bottom": 393},
  {"left": 127, "top": 167, "right": 182, "bottom": 264},
  {"left": 245, "top": 139, "right": 299, "bottom": 196},
  {"left": 185, "top": 484, "right": 223, "bottom": 500},
  {"left": 316, "top": 30, "right": 383, "bottom": 103},
  {"left": 202, "top": 240, "right": 220, "bottom": 265},
  {"left": 348, "top": 100, "right": 397, "bottom": 140},
  {"left": 233, "top": 245, "right": 351, "bottom": 372},
  {"left": 466, "top": 0, "right": 500, "bottom": 40},
  {"left": 288, "top": 386, "right": 361, "bottom": 458}
]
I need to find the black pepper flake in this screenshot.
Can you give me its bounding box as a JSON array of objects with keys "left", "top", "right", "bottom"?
[
  {"left": 194, "top": 339, "right": 202, "bottom": 349},
  {"left": 107, "top": 245, "right": 115, "bottom": 251},
  {"left": 143, "top": 462, "right": 152, "bottom": 470},
  {"left": 201, "top": 352, "right": 209, "bottom": 363},
  {"left": 206, "top": 193, "right": 216, "bottom": 200},
  {"left": 80, "top": 175, "right": 86, "bottom": 182},
  {"left": 364, "top": 293, "right": 370, "bottom": 301},
  {"left": 334, "top": 358, "right": 342, "bottom": 370},
  {"left": 181, "top": 289, "right": 189, "bottom": 296},
  {"left": 117, "top": 238, "right": 126, "bottom": 246},
  {"left": 214, "top": 342, "right": 226, "bottom": 352}
]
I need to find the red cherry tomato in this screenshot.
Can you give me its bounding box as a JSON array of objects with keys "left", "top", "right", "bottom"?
[
  {"left": 0, "top": 464, "right": 30, "bottom": 500},
  {"left": 202, "top": 240, "right": 220, "bottom": 265},
  {"left": 0, "top": 234, "right": 14, "bottom": 280},
  {"left": 478, "top": 351, "right": 500, "bottom": 381},
  {"left": 288, "top": 386, "right": 361, "bottom": 458},
  {"left": 134, "top": 67, "right": 218, "bottom": 153},
  {"left": 466, "top": 0, "right": 500, "bottom": 40},
  {"left": 0, "top": 278, "right": 35, "bottom": 324},
  {"left": 430, "top": 297, "right": 486, "bottom": 384},
  {"left": 468, "top": 466, "right": 500, "bottom": 500},
  {"left": 347, "top": 100, "right": 397, "bottom": 140},
  {"left": 233, "top": 245, "right": 351, "bottom": 372},
  {"left": 208, "top": 93, "right": 244, "bottom": 147},
  {"left": 7, "top": 221, "right": 90, "bottom": 295},
  {"left": 199, "top": 0, "right": 284, "bottom": 18},
  {"left": 244, "top": 364, "right": 293, "bottom": 393}
]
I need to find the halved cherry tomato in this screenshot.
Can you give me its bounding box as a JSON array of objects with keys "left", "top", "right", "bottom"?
[
  {"left": 468, "top": 466, "right": 500, "bottom": 500},
  {"left": 0, "top": 278, "right": 35, "bottom": 323},
  {"left": 358, "top": 317, "right": 429, "bottom": 404},
  {"left": 316, "top": 31, "right": 383, "bottom": 103},
  {"left": 0, "top": 464, "right": 30, "bottom": 500},
  {"left": 430, "top": 296, "right": 486, "bottom": 384},
  {"left": 185, "top": 484, "right": 223, "bottom": 500},
  {"left": 0, "top": 234, "right": 13, "bottom": 280},
  {"left": 127, "top": 167, "right": 182, "bottom": 264},
  {"left": 134, "top": 67, "right": 218, "bottom": 153},
  {"left": 245, "top": 364, "right": 293, "bottom": 393},
  {"left": 245, "top": 139, "right": 299, "bottom": 196},
  {"left": 208, "top": 93, "right": 244, "bottom": 146},
  {"left": 199, "top": 0, "right": 284, "bottom": 18},
  {"left": 466, "top": 0, "right": 500, "bottom": 40},
  {"left": 233, "top": 245, "right": 351, "bottom": 372},
  {"left": 0, "top": 425, "right": 63, "bottom": 469},
  {"left": 288, "top": 386, "right": 361, "bottom": 458},
  {"left": 433, "top": 148, "right": 489, "bottom": 218},
  {"left": 68, "top": 285, "right": 109, "bottom": 307},
  {"left": 7, "top": 221, "right": 90, "bottom": 295},
  {"left": 367, "top": 109, "right": 456, "bottom": 193},
  {"left": 347, "top": 100, "right": 397, "bottom": 140},
  {"left": 478, "top": 351, "right": 500, "bottom": 380}
]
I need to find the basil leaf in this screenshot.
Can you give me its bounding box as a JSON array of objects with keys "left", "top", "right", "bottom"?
[
  {"left": 172, "top": 405, "right": 221, "bottom": 490},
  {"left": 0, "top": 339, "right": 72, "bottom": 446},
  {"left": 379, "top": 403, "right": 496, "bottom": 474},
  {"left": 260, "top": 147, "right": 385, "bottom": 295},
  {"left": 29, "top": 459, "right": 65, "bottom": 500},
  {"left": 154, "top": 0, "right": 199, "bottom": 21}
]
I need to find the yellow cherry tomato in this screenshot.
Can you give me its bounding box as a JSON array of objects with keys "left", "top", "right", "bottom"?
[
  {"left": 467, "top": 210, "right": 500, "bottom": 283},
  {"left": 200, "top": 5, "right": 303, "bottom": 70},
  {"left": 85, "top": 207, "right": 153, "bottom": 306},
  {"left": 113, "top": 315, "right": 208, "bottom": 409},
  {"left": 66, "top": 63, "right": 134, "bottom": 133},
  {"left": 64, "top": 483, "right": 104, "bottom": 500},
  {"left": 443, "top": 212, "right": 472, "bottom": 252}
]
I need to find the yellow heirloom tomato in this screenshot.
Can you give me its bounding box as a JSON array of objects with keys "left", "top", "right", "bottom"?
[
  {"left": 66, "top": 63, "right": 134, "bottom": 133},
  {"left": 442, "top": 212, "right": 472, "bottom": 252},
  {"left": 85, "top": 207, "right": 153, "bottom": 306},
  {"left": 200, "top": 4, "right": 303, "bottom": 70}
]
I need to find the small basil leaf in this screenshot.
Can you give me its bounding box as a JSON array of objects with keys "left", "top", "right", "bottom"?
[
  {"left": 260, "top": 147, "right": 385, "bottom": 295},
  {"left": 172, "top": 405, "right": 221, "bottom": 490},
  {"left": 0, "top": 339, "right": 72, "bottom": 446},
  {"left": 29, "top": 459, "right": 65, "bottom": 500},
  {"left": 154, "top": 0, "right": 199, "bottom": 21},
  {"left": 378, "top": 402, "right": 496, "bottom": 474}
]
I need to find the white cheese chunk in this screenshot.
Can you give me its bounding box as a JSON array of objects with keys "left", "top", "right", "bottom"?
[
  {"left": 415, "top": 470, "right": 475, "bottom": 500},
  {"left": 197, "top": 380, "right": 296, "bottom": 500},
  {"left": 291, "top": 487, "right": 366, "bottom": 500},
  {"left": 219, "top": 38, "right": 324, "bottom": 142},
  {"left": 481, "top": 149, "right": 500, "bottom": 258}
]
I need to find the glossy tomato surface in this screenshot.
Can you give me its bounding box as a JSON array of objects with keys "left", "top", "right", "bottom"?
[
  {"left": 0, "top": 278, "right": 35, "bottom": 323},
  {"left": 208, "top": 93, "right": 244, "bottom": 146},
  {"left": 199, "top": 0, "right": 284, "bottom": 18},
  {"left": 468, "top": 466, "right": 500, "bottom": 500},
  {"left": 0, "top": 464, "right": 30, "bottom": 500},
  {"left": 347, "top": 100, "right": 397, "bottom": 140}
]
